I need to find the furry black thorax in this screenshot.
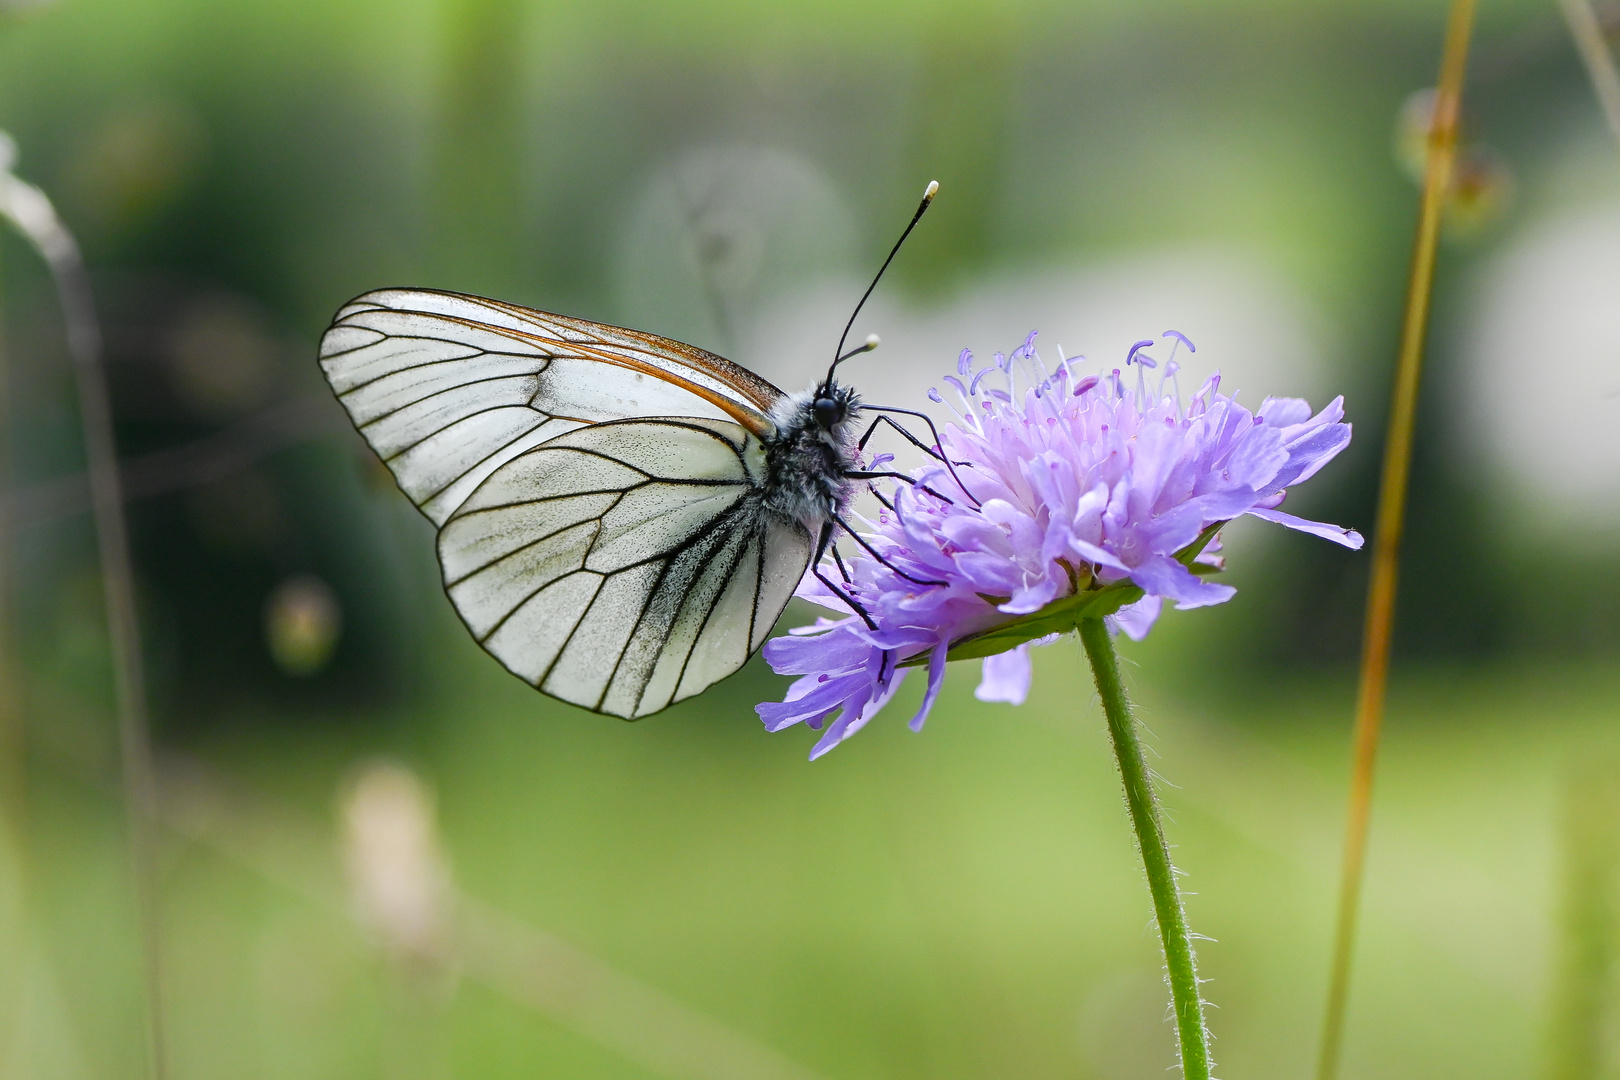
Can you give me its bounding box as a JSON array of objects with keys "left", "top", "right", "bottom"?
[{"left": 761, "top": 380, "right": 862, "bottom": 526}]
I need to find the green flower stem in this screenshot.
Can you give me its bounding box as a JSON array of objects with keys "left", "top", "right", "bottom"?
[{"left": 1078, "top": 616, "right": 1210, "bottom": 1080}]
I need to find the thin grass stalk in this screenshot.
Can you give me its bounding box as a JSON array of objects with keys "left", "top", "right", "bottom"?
[
  {"left": 0, "top": 203, "right": 22, "bottom": 856},
  {"left": 0, "top": 197, "right": 32, "bottom": 1073},
  {"left": 1314, "top": 4, "right": 1476, "bottom": 1078},
  {"left": 1558, "top": 0, "right": 1620, "bottom": 154},
  {"left": 0, "top": 143, "right": 166, "bottom": 1080}
]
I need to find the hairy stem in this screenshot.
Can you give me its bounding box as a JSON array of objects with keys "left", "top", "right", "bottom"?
[{"left": 1078, "top": 617, "right": 1209, "bottom": 1080}]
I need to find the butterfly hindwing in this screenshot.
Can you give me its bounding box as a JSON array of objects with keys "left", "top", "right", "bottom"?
[{"left": 437, "top": 418, "right": 813, "bottom": 718}]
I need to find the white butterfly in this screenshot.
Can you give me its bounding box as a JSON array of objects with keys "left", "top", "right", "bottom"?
[{"left": 316, "top": 184, "right": 943, "bottom": 719}]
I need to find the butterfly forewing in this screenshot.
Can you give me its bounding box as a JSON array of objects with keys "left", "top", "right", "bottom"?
[
  {"left": 318, "top": 288, "right": 779, "bottom": 526},
  {"left": 438, "top": 419, "right": 812, "bottom": 718}
]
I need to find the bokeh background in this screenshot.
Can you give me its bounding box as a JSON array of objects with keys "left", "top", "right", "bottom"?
[{"left": 2, "top": 0, "right": 1619, "bottom": 1077}]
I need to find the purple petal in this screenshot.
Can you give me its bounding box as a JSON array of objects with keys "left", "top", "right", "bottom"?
[
  {"left": 809, "top": 670, "right": 908, "bottom": 759},
  {"left": 762, "top": 625, "right": 870, "bottom": 674},
  {"left": 910, "top": 637, "right": 951, "bottom": 731},
  {"left": 1269, "top": 417, "right": 1352, "bottom": 490},
  {"left": 1221, "top": 424, "right": 1289, "bottom": 491},
  {"left": 1189, "top": 486, "right": 1261, "bottom": 522},
  {"left": 1129, "top": 553, "right": 1237, "bottom": 609},
  {"left": 1108, "top": 594, "right": 1162, "bottom": 641},
  {"left": 1246, "top": 506, "right": 1364, "bottom": 549},
  {"left": 1001, "top": 576, "right": 1060, "bottom": 615},
  {"left": 1069, "top": 537, "right": 1129, "bottom": 572},
  {"left": 807, "top": 701, "right": 865, "bottom": 759},
  {"left": 951, "top": 551, "right": 1025, "bottom": 594},
  {"left": 975, "top": 644, "right": 1033, "bottom": 705},
  {"left": 757, "top": 668, "right": 869, "bottom": 731},
  {"left": 1257, "top": 396, "right": 1313, "bottom": 428}
]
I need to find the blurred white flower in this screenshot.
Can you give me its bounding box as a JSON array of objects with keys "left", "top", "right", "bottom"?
[
  {"left": 614, "top": 145, "right": 857, "bottom": 355},
  {"left": 340, "top": 761, "right": 455, "bottom": 976},
  {"left": 1394, "top": 88, "right": 1513, "bottom": 235},
  {"left": 1465, "top": 196, "right": 1620, "bottom": 530}
]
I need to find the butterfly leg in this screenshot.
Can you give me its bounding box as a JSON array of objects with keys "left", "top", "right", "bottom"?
[
  {"left": 855, "top": 405, "right": 980, "bottom": 505},
  {"left": 830, "top": 512, "right": 947, "bottom": 587},
  {"left": 812, "top": 520, "right": 901, "bottom": 689},
  {"left": 811, "top": 520, "right": 878, "bottom": 631},
  {"left": 844, "top": 469, "right": 956, "bottom": 506},
  {"left": 865, "top": 483, "right": 896, "bottom": 514},
  {"left": 856, "top": 412, "right": 944, "bottom": 460},
  {"left": 829, "top": 543, "right": 854, "bottom": 583}
]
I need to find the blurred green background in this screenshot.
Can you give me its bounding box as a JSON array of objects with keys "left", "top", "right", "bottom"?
[{"left": 3, "top": 0, "right": 1620, "bottom": 1077}]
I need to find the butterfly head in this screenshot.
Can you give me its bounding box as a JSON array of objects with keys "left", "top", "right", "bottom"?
[
  {"left": 811, "top": 380, "right": 860, "bottom": 435},
  {"left": 766, "top": 376, "right": 859, "bottom": 457}
]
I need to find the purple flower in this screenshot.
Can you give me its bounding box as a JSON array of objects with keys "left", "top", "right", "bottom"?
[{"left": 758, "top": 331, "right": 1362, "bottom": 758}]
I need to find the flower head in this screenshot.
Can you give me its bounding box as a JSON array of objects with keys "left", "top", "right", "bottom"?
[{"left": 758, "top": 331, "right": 1362, "bottom": 758}]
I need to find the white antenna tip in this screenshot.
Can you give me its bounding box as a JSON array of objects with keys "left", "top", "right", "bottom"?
[
  {"left": 924, "top": 180, "right": 939, "bottom": 200},
  {"left": 864, "top": 333, "right": 881, "bottom": 349}
]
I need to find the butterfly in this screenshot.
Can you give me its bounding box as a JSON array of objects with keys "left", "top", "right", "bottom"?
[{"left": 318, "top": 182, "right": 951, "bottom": 719}]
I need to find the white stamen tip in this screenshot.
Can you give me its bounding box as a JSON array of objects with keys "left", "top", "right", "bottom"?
[
  {"left": 864, "top": 333, "right": 881, "bottom": 349},
  {"left": 923, "top": 180, "right": 939, "bottom": 200}
]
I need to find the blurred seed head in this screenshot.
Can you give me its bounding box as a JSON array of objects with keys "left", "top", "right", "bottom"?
[
  {"left": 264, "top": 574, "right": 341, "bottom": 677},
  {"left": 614, "top": 145, "right": 857, "bottom": 356},
  {"left": 164, "top": 291, "right": 279, "bottom": 419},
  {"left": 1394, "top": 87, "right": 1513, "bottom": 236},
  {"left": 1394, "top": 88, "right": 1440, "bottom": 184},
  {"left": 340, "top": 761, "right": 456, "bottom": 979},
  {"left": 64, "top": 96, "right": 205, "bottom": 238},
  {"left": 1445, "top": 146, "right": 1515, "bottom": 236}
]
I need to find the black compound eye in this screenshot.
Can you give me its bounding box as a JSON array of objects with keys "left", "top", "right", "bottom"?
[{"left": 812, "top": 397, "right": 843, "bottom": 430}]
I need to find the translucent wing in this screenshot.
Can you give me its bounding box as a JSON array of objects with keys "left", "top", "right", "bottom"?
[
  {"left": 436, "top": 418, "right": 813, "bottom": 718},
  {"left": 318, "top": 288, "right": 786, "bottom": 525}
]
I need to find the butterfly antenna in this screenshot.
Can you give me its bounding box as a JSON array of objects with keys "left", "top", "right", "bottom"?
[{"left": 827, "top": 180, "right": 939, "bottom": 384}]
